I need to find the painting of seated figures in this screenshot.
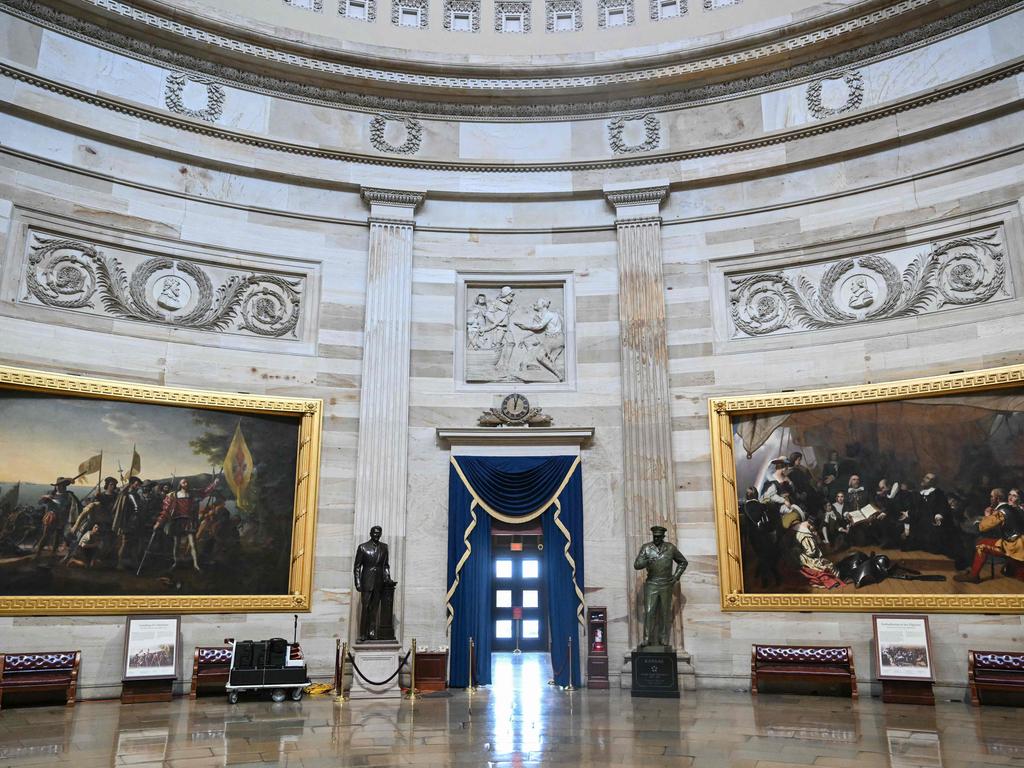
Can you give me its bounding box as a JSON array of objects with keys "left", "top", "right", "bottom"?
[{"left": 709, "top": 365, "right": 1024, "bottom": 612}]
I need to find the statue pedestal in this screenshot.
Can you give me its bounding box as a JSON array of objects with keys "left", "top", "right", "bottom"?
[
  {"left": 622, "top": 648, "right": 695, "bottom": 696},
  {"left": 350, "top": 641, "right": 402, "bottom": 700}
]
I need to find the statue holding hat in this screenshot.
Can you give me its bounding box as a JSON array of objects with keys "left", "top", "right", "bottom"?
[{"left": 633, "top": 525, "right": 688, "bottom": 648}]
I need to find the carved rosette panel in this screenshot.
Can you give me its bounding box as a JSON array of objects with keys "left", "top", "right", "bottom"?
[
  {"left": 22, "top": 234, "right": 303, "bottom": 338},
  {"left": 807, "top": 71, "right": 864, "bottom": 119},
  {"left": 608, "top": 114, "right": 660, "bottom": 154},
  {"left": 369, "top": 114, "right": 423, "bottom": 155},
  {"left": 163, "top": 73, "right": 225, "bottom": 122},
  {"left": 728, "top": 230, "right": 1011, "bottom": 338}
]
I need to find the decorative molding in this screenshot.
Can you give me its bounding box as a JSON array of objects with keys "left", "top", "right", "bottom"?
[
  {"left": 4, "top": 58, "right": 1022, "bottom": 173},
  {"left": 807, "top": 70, "right": 865, "bottom": 119},
  {"left": 360, "top": 187, "right": 426, "bottom": 208},
  {"left": 437, "top": 426, "right": 594, "bottom": 446},
  {"left": 728, "top": 229, "right": 1011, "bottom": 338},
  {"left": 443, "top": 0, "right": 481, "bottom": 31},
  {"left": 339, "top": 0, "right": 376, "bottom": 21},
  {"left": 495, "top": 0, "right": 532, "bottom": 32},
  {"left": 605, "top": 184, "right": 669, "bottom": 208},
  {"left": 703, "top": 0, "right": 740, "bottom": 8},
  {"left": 545, "top": 0, "right": 582, "bottom": 31},
  {"left": 21, "top": 232, "right": 304, "bottom": 338},
  {"left": 391, "top": 0, "right": 428, "bottom": 27},
  {"left": 650, "top": 0, "right": 686, "bottom": 20},
  {"left": 1, "top": 0, "right": 1014, "bottom": 118},
  {"left": 283, "top": 0, "right": 324, "bottom": 10},
  {"left": 607, "top": 114, "right": 660, "bottom": 154},
  {"left": 597, "top": 0, "right": 634, "bottom": 28},
  {"left": 369, "top": 114, "right": 423, "bottom": 154},
  {"left": 163, "top": 73, "right": 225, "bottom": 122}
]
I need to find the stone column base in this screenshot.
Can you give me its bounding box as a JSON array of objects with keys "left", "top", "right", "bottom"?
[
  {"left": 349, "top": 641, "right": 403, "bottom": 699},
  {"left": 620, "top": 649, "right": 696, "bottom": 692}
]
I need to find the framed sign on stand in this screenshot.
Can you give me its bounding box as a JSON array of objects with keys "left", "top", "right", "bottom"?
[
  {"left": 121, "top": 615, "right": 181, "bottom": 703},
  {"left": 873, "top": 614, "right": 935, "bottom": 705},
  {"left": 587, "top": 606, "right": 609, "bottom": 689}
]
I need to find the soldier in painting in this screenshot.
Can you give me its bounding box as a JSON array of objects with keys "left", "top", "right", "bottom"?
[
  {"left": 33, "top": 477, "right": 81, "bottom": 561},
  {"left": 112, "top": 476, "right": 143, "bottom": 570},
  {"left": 956, "top": 488, "right": 1024, "bottom": 583}
]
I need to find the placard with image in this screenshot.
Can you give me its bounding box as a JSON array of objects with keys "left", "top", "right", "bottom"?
[
  {"left": 873, "top": 614, "right": 934, "bottom": 681},
  {"left": 123, "top": 616, "right": 180, "bottom": 680}
]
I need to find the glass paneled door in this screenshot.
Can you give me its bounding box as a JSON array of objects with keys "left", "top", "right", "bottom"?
[{"left": 492, "top": 541, "right": 547, "bottom": 652}]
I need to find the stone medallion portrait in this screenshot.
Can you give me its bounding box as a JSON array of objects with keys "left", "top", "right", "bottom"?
[{"left": 464, "top": 283, "right": 567, "bottom": 384}]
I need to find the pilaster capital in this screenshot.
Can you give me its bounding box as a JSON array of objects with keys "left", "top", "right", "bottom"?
[
  {"left": 361, "top": 186, "right": 426, "bottom": 223},
  {"left": 603, "top": 180, "right": 669, "bottom": 221}
]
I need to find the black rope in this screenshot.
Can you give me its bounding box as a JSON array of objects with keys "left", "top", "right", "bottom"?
[{"left": 346, "top": 651, "right": 411, "bottom": 687}]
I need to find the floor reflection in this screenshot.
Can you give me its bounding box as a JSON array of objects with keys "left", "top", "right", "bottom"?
[
  {"left": 1, "top": 684, "right": 1023, "bottom": 766},
  {"left": 489, "top": 652, "right": 550, "bottom": 760}
]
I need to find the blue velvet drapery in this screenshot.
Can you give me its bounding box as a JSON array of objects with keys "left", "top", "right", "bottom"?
[{"left": 446, "top": 455, "right": 584, "bottom": 687}]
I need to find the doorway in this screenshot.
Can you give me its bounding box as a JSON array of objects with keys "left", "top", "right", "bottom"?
[{"left": 491, "top": 521, "right": 547, "bottom": 653}]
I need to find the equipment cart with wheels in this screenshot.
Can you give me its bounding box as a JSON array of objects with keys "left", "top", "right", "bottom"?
[{"left": 226, "top": 637, "right": 309, "bottom": 703}]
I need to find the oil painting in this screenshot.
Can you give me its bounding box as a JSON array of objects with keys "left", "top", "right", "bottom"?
[
  {"left": 0, "top": 366, "right": 321, "bottom": 615},
  {"left": 710, "top": 364, "right": 1024, "bottom": 612}
]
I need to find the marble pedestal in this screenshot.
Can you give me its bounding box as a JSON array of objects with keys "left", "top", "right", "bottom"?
[
  {"left": 621, "top": 648, "right": 696, "bottom": 694},
  {"left": 350, "top": 641, "right": 403, "bottom": 700}
]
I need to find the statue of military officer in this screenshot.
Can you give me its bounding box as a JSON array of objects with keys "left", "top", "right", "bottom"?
[
  {"left": 633, "top": 525, "right": 688, "bottom": 648},
  {"left": 353, "top": 525, "right": 396, "bottom": 642}
]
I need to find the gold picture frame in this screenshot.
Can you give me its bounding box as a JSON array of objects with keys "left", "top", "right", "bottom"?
[
  {"left": 0, "top": 365, "right": 322, "bottom": 616},
  {"left": 709, "top": 363, "right": 1024, "bottom": 613}
]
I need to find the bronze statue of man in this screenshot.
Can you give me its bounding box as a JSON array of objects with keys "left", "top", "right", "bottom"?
[
  {"left": 353, "top": 525, "right": 394, "bottom": 642},
  {"left": 633, "top": 525, "right": 688, "bottom": 648}
]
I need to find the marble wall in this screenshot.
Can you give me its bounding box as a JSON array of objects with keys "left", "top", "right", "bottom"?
[{"left": 1, "top": 0, "right": 1023, "bottom": 698}]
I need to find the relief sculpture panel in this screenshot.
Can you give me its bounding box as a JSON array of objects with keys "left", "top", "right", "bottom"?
[
  {"left": 464, "top": 284, "right": 567, "bottom": 384},
  {"left": 19, "top": 231, "right": 305, "bottom": 339},
  {"left": 728, "top": 229, "right": 1012, "bottom": 338}
]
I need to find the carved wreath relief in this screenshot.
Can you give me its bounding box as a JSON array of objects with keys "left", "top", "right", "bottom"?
[
  {"left": 729, "top": 231, "right": 1010, "bottom": 338},
  {"left": 465, "top": 285, "right": 566, "bottom": 383},
  {"left": 23, "top": 234, "right": 303, "bottom": 338}
]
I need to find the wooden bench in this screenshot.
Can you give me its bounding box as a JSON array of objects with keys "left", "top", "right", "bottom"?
[
  {"left": 0, "top": 651, "right": 80, "bottom": 709},
  {"left": 751, "top": 645, "right": 857, "bottom": 698},
  {"left": 969, "top": 650, "right": 1024, "bottom": 706},
  {"left": 189, "top": 646, "right": 233, "bottom": 699}
]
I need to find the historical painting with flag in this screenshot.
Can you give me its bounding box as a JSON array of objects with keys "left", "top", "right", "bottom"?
[
  {"left": 0, "top": 383, "right": 306, "bottom": 606},
  {"left": 223, "top": 423, "right": 253, "bottom": 511}
]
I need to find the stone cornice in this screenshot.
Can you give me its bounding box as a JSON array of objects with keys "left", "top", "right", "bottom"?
[{"left": 2, "top": 0, "right": 1017, "bottom": 117}]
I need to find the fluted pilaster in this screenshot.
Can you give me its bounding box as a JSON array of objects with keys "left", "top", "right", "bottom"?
[
  {"left": 605, "top": 181, "right": 679, "bottom": 651},
  {"left": 353, "top": 186, "right": 424, "bottom": 644}
]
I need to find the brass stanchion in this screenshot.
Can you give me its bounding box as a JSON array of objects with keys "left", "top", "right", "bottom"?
[
  {"left": 564, "top": 635, "right": 577, "bottom": 691},
  {"left": 405, "top": 638, "right": 419, "bottom": 700},
  {"left": 468, "top": 636, "right": 477, "bottom": 692},
  {"left": 335, "top": 641, "right": 349, "bottom": 704}
]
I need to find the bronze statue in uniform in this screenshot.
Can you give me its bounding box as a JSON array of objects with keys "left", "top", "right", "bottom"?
[{"left": 633, "top": 525, "right": 688, "bottom": 648}]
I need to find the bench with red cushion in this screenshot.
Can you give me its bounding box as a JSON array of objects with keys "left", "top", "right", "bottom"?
[
  {"left": 0, "top": 651, "right": 80, "bottom": 709},
  {"left": 969, "top": 650, "right": 1024, "bottom": 706},
  {"left": 751, "top": 644, "right": 857, "bottom": 698},
  {"left": 190, "top": 646, "right": 233, "bottom": 699}
]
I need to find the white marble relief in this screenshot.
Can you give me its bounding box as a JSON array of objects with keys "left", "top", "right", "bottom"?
[
  {"left": 728, "top": 229, "right": 1013, "bottom": 338},
  {"left": 464, "top": 284, "right": 567, "bottom": 384}
]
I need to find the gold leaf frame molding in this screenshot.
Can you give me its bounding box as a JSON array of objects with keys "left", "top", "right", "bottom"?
[
  {"left": 708, "top": 363, "right": 1024, "bottom": 613},
  {"left": 0, "top": 365, "right": 322, "bottom": 616}
]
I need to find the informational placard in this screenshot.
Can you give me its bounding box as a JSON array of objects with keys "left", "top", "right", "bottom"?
[
  {"left": 123, "top": 616, "right": 180, "bottom": 680},
  {"left": 873, "top": 614, "right": 933, "bottom": 681}
]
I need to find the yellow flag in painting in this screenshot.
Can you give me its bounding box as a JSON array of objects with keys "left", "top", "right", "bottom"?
[
  {"left": 78, "top": 453, "right": 102, "bottom": 482},
  {"left": 224, "top": 423, "right": 254, "bottom": 510},
  {"left": 129, "top": 446, "right": 141, "bottom": 478}
]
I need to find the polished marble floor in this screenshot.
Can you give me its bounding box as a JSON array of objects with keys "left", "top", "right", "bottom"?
[{"left": 1, "top": 653, "right": 1023, "bottom": 767}]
